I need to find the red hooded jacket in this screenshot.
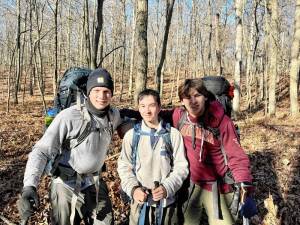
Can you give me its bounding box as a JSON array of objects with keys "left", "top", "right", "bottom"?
[{"left": 172, "top": 101, "right": 252, "bottom": 193}]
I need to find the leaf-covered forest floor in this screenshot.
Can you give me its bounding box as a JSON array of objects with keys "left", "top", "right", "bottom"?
[{"left": 0, "top": 86, "right": 299, "bottom": 225}]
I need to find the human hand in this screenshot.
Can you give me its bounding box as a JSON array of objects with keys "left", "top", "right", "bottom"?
[
  {"left": 133, "top": 187, "right": 148, "bottom": 204},
  {"left": 17, "top": 186, "right": 39, "bottom": 221},
  {"left": 152, "top": 185, "right": 167, "bottom": 202}
]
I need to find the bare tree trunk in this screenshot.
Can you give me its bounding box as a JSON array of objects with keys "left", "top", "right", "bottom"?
[
  {"left": 21, "top": 8, "right": 28, "bottom": 105},
  {"left": 156, "top": 0, "right": 175, "bottom": 94},
  {"left": 80, "top": 5, "right": 85, "bottom": 65},
  {"left": 185, "top": 0, "right": 194, "bottom": 78},
  {"left": 6, "top": 47, "right": 17, "bottom": 112},
  {"left": 208, "top": 0, "right": 213, "bottom": 74},
  {"left": 119, "top": 0, "right": 126, "bottom": 101},
  {"left": 268, "top": 0, "right": 279, "bottom": 116},
  {"left": 215, "top": 13, "right": 222, "bottom": 76},
  {"left": 91, "top": 0, "right": 104, "bottom": 69},
  {"left": 14, "top": 0, "right": 21, "bottom": 104},
  {"left": 29, "top": 0, "right": 34, "bottom": 96},
  {"left": 233, "top": 0, "right": 244, "bottom": 116},
  {"left": 53, "top": 0, "right": 59, "bottom": 98},
  {"left": 97, "top": 29, "right": 105, "bottom": 68},
  {"left": 171, "top": 2, "right": 183, "bottom": 103},
  {"left": 134, "top": 0, "right": 148, "bottom": 104},
  {"left": 33, "top": 1, "right": 47, "bottom": 111},
  {"left": 67, "top": 0, "right": 72, "bottom": 68},
  {"left": 153, "top": 0, "right": 160, "bottom": 69},
  {"left": 84, "top": 0, "right": 92, "bottom": 67},
  {"left": 289, "top": 0, "right": 300, "bottom": 116},
  {"left": 128, "top": 1, "right": 136, "bottom": 99}
]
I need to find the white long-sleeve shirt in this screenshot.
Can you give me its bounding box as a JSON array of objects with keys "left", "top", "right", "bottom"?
[{"left": 117, "top": 120, "right": 189, "bottom": 207}]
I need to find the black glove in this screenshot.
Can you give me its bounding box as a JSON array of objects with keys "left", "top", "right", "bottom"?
[{"left": 17, "top": 186, "right": 39, "bottom": 221}]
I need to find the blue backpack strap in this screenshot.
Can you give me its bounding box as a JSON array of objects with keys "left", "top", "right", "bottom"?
[
  {"left": 138, "top": 203, "right": 147, "bottom": 225},
  {"left": 160, "top": 122, "right": 173, "bottom": 167},
  {"left": 131, "top": 122, "right": 142, "bottom": 175}
]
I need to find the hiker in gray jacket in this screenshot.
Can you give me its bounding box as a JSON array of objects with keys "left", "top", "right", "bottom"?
[
  {"left": 117, "top": 89, "right": 189, "bottom": 225},
  {"left": 18, "top": 68, "right": 124, "bottom": 225}
]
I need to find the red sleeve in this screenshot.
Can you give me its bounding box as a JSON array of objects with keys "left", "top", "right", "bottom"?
[
  {"left": 219, "top": 116, "right": 252, "bottom": 183},
  {"left": 171, "top": 107, "right": 182, "bottom": 128}
]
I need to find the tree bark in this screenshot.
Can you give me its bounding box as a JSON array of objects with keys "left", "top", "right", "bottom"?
[
  {"left": 208, "top": 0, "right": 213, "bottom": 74},
  {"left": 184, "top": 0, "right": 194, "bottom": 78},
  {"left": 134, "top": 0, "right": 148, "bottom": 104},
  {"left": 289, "top": 0, "right": 300, "bottom": 116},
  {"left": 128, "top": 1, "right": 136, "bottom": 99},
  {"left": 53, "top": 0, "right": 59, "bottom": 98},
  {"left": 119, "top": 0, "right": 127, "bottom": 101},
  {"left": 91, "top": 0, "right": 104, "bottom": 69},
  {"left": 268, "top": 0, "right": 279, "bottom": 116},
  {"left": 14, "top": 0, "right": 21, "bottom": 104},
  {"left": 84, "top": 0, "right": 92, "bottom": 67},
  {"left": 156, "top": 0, "right": 175, "bottom": 94},
  {"left": 233, "top": 0, "right": 244, "bottom": 116},
  {"left": 215, "top": 13, "right": 222, "bottom": 76}
]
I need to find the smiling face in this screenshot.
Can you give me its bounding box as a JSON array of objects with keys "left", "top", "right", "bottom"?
[
  {"left": 181, "top": 88, "right": 207, "bottom": 118},
  {"left": 138, "top": 95, "right": 161, "bottom": 127},
  {"left": 89, "top": 86, "right": 112, "bottom": 110}
]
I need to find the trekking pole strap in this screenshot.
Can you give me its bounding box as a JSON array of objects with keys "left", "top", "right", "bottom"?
[{"left": 138, "top": 203, "right": 147, "bottom": 225}]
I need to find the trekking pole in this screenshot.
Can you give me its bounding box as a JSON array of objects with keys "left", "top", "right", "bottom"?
[
  {"left": 137, "top": 186, "right": 149, "bottom": 225},
  {"left": 153, "top": 181, "right": 163, "bottom": 225}
]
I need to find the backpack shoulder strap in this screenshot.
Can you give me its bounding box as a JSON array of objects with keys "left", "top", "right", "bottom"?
[
  {"left": 161, "top": 122, "right": 174, "bottom": 167},
  {"left": 206, "top": 115, "right": 228, "bottom": 166},
  {"left": 177, "top": 109, "right": 188, "bottom": 131},
  {"left": 70, "top": 105, "right": 92, "bottom": 149},
  {"left": 131, "top": 122, "right": 142, "bottom": 174}
]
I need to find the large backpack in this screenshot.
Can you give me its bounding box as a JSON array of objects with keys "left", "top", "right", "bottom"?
[
  {"left": 201, "top": 75, "right": 234, "bottom": 117},
  {"left": 54, "top": 67, "right": 92, "bottom": 111},
  {"left": 45, "top": 67, "right": 92, "bottom": 128}
]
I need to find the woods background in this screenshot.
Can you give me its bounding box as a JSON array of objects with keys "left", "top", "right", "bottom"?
[
  {"left": 0, "top": 0, "right": 300, "bottom": 225},
  {"left": 0, "top": 0, "right": 299, "bottom": 115}
]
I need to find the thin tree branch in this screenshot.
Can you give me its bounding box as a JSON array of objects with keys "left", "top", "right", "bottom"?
[{"left": 97, "top": 45, "right": 124, "bottom": 68}]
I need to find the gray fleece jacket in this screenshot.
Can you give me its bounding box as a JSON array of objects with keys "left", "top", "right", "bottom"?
[
  {"left": 117, "top": 120, "right": 189, "bottom": 207},
  {"left": 23, "top": 105, "right": 122, "bottom": 188}
]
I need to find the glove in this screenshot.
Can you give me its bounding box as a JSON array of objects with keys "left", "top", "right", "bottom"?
[
  {"left": 239, "top": 196, "right": 257, "bottom": 218},
  {"left": 17, "top": 186, "right": 39, "bottom": 221}
]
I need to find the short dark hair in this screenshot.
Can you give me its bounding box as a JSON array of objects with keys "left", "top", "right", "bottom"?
[
  {"left": 138, "top": 89, "right": 161, "bottom": 106},
  {"left": 178, "top": 78, "right": 213, "bottom": 101}
]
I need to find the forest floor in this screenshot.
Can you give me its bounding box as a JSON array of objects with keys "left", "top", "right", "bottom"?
[{"left": 0, "top": 90, "right": 299, "bottom": 225}]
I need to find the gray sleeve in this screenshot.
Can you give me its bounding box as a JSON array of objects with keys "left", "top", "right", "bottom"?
[
  {"left": 117, "top": 129, "right": 140, "bottom": 197},
  {"left": 161, "top": 128, "right": 189, "bottom": 197},
  {"left": 110, "top": 107, "right": 123, "bottom": 131},
  {"left": 23, "top": 110, "right": 73, "bottom": 188}
]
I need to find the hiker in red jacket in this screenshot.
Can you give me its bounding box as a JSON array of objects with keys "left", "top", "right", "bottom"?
[
  {"left": 120, "top": 78, "right": 256, "bottom": 225},
  {"left": 173, "top": 78, "right": 254, "bottom": 225}
]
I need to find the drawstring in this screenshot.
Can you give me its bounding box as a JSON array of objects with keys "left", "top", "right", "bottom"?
[
  {"left": 186, "top": 114, "right": 205, "bottom": 162},
  {"left": 199, "top": 128, "right": 205, "bottom": 162}
]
